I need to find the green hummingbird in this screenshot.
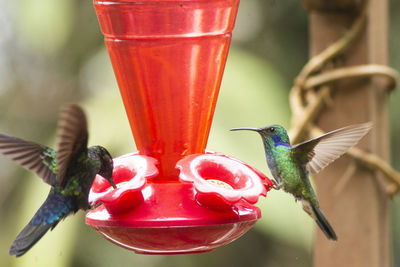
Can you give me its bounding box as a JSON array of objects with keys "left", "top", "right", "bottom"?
[
  {"left": 0, "top": 104, "right": 116, "bottom": 257},
  {"left": 231, "top": 122, "right": 372, "bottom": 240}
]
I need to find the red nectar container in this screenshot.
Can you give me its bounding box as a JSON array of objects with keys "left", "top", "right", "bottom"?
[{"left": 86, "top": 0, "right": 273, "bottom": 254}]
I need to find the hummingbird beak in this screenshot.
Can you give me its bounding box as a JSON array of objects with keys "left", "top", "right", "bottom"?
[
  {"left": 230, "top": 127, "right": 262, "bottom": 132},
  {"left": 104, "top": 169, "right": 117, "bottom": 189},
  {"left": 109, "top": 179, "right": 117, "bottom": 189}
]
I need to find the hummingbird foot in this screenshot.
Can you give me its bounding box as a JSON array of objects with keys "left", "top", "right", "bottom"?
[{"left": 272, "top": 180, "right": 282, "bottom": 190}]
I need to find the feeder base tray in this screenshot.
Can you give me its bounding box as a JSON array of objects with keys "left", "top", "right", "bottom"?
[{"left": 86, "top": 182, "right": 261, "bottom": 254}]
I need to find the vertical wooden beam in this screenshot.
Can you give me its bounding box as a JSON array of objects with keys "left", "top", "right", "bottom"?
[{"left": 302, "top": 0, "right": 391, "bottom": 266}]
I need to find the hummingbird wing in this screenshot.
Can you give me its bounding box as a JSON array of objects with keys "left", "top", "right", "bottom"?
[
  {"left": 0, "top": 133, "right": 57, "bottom": 186},
  {"left": 56, "top": 104, "right": 88, "bottom": 188},
  {"left": 291, "top": 122, "right": 373, "bottom": 174}
]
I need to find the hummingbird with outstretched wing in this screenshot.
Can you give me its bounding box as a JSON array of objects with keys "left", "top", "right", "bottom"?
[
  {"left": 0, "top": 104, "right": 116, "bottom": 257},
  {"left": 231, "top": 122, "right": 372, "bottom": 240}
]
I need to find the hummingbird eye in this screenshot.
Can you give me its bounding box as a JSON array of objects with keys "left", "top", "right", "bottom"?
[{"left": 268, "top": 127, "right": 276, "bottom": 133}]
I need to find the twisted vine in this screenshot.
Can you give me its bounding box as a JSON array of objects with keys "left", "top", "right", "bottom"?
[{"left": 288, "top": 0, "right": 400, "bottom": 195}]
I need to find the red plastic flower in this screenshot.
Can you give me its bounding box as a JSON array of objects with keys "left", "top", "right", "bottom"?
[
  {"left": 89, "top": 154, "right": 158, "bottom": 214},
  {"left": 177, "top": 152, "right": 271, "bottom": 211}
]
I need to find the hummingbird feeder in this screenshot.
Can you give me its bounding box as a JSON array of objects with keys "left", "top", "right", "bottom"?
[{"left": 86, "top": 0, "right": 273, "bottom": 254}]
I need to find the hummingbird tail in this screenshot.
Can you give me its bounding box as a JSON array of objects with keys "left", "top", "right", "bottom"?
[
  {"left": 9, "top": 191, "right": 74, "bottom": 257},
  {"left": 300, "top": 199, "right": 337, "bottom": 241},
  {"left": 9, "top": 222, "right": 56, "bottom": 257},
  {"left": 312, "top": 205, "right": 338, "bottom": 241}
]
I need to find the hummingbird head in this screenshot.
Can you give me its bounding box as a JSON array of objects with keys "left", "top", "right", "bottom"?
[
  {"left": 92, "top": 146, "right": 117, "bottom": 189},
  {"left": 230, "top": 124, "right": 290, "bottom": 148}
]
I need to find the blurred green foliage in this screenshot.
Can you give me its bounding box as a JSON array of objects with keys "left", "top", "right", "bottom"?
[{"left": 0, "top": 0, "right": 398, "bottom": 266}]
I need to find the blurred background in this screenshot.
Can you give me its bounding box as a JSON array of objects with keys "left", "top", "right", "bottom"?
[{"left": 0, "top": 0, "right": 398, "bottom": 266}]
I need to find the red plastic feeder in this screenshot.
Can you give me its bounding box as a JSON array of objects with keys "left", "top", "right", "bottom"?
[{"left": 86, "top": 0, "right": 273, "bottom": 254}]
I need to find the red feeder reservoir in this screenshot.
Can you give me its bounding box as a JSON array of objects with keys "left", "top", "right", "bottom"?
[{"left": 86, "top": 0, "right": 273, "bottom": 254}]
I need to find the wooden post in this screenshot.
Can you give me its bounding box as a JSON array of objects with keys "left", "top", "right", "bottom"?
[{"left": 301, "top": 0, "right": 392, "bottom": 266}]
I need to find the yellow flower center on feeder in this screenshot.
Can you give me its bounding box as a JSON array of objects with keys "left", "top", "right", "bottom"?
[{"left": 207, "top": 179, "right": 233, "bottom": 190}]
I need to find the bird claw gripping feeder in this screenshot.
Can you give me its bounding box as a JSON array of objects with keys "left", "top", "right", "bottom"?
[{"left": 86, "top": 0, "right": 273, "bottom": 254}]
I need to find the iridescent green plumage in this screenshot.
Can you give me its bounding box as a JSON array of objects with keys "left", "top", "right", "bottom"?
[
  {"left": 0, "top": 104, "right": 116, "bottom": 257},
  {"left": 231, "top": 123, "right": 373, "bottom": 241}
]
